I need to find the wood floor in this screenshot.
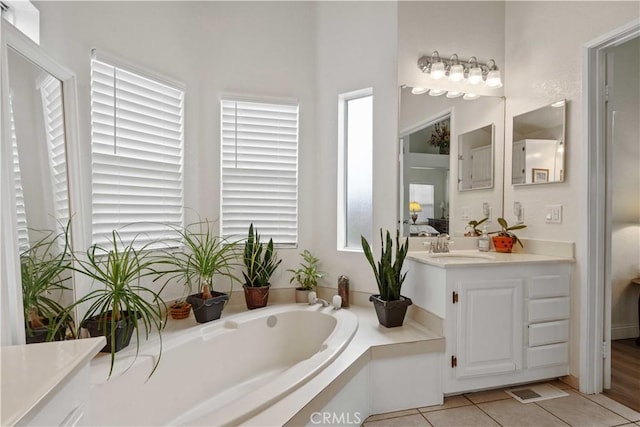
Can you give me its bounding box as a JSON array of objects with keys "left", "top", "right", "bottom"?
[{"left": 605, "top": 338, "right": 640, "bottom": 412}]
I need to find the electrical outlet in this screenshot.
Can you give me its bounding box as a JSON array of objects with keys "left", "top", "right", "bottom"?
[
  {"left": 461, "top": 207, "right": 471, "bottom": 220},
  {"left": 545, "top": 205, "right": 563, "bottom": 224}
]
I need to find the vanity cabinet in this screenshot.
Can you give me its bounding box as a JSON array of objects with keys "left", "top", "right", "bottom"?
[{"left": 404, "top": 257, "right": 573, "bottom": 394}]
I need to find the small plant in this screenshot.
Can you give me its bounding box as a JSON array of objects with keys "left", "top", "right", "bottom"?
[
  {"left": 68, "top": 231, "right": 166, "bottom": 378},
  {"left": 465, "top": 217, "right": 489, "bottom": 236},
  {"left": 21, "top": 222, "right": 73, "bottom": 342},
  {"left": 242, "top": 224, "right": 281, "bottom": 288},
  {"left": 361, "top": 229, "right": 409, "bottom": 301},
  {"left": 287, "top": 250, "right": 325, "bottom": 291},
  {"left": 490, "top": 217, "right": 527, "bottom": 248}
]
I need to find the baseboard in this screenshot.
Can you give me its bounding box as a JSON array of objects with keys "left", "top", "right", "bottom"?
[{"left": 611, "top": 324, "right": 639, "bottom": 341}]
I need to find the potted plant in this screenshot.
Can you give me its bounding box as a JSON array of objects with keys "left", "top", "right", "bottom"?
[
  {"left": 288, "top": 250, "right": 326, "bottom": 303},
  {"left": 242, "top": 224, "right": 281, "bottom": 309},
  {"left": 156, "top": 220, "right": 239, "bottom": 323},
  {"left": 21, "top": 224, "right": 74, "bottom": 343},
  {"left": 489, "top": 217, "right": 527, "bottom": 253},
  {"left": 68, "top": 230, "right": 166, "bottom": 378},
  {"left": 464, "top": 217, "right": 489, "bottom": 237},
  {"left": 362, "top": 229, "right": 412, "bottom": 328}
]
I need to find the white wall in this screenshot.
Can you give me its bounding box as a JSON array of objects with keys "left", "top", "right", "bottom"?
[
  {"left": 504, "top": 1, "right": 640, "bottom": 379},
  {"left": 610, "top": 37, "right": 640, "bottom": 340}
]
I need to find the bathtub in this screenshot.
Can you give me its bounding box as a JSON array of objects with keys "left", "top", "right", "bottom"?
[{"left": 82, "top": 304, "right": 358, "bottom": 426}]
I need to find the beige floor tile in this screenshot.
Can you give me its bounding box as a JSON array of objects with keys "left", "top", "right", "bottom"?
[
  {"left": 363, "top": 413, "right": 431, "bottom": 426},
  {"left": 423, "top": 405, "right": 499, "bottom": 427},
  {"left": 537, "top": 390, "right": 628, "bottom": 426},
  {"left": 464, "top": 388, "right": 512, "bottom": 404},
  {"left": 478, "top": 399, "right": 569, "bottom": 426},
  {"left": 365, "top": 409, "right": 420, "bottom": 422},
  {"left": 583, "top": 393, "right": 640, "bottom": 422},
  {"left": 419, "top": 395, "right": 473, "bottom": 413}
]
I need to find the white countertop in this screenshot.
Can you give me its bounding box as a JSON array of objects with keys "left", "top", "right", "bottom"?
[
  {"left": 407, "top": 249, "right": 575, "bottom": 268},
  {"left": 1, "top": 337, "right": 105, "bottom": 426}
]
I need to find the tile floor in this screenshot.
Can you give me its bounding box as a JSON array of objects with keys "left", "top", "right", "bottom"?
[{"left": 363, "top": 381, "right": 640, "bottom": 427}]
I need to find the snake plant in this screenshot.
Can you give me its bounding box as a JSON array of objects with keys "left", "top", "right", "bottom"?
[{"left": 361, "top": 229, "right": 409, "bottom": 301}]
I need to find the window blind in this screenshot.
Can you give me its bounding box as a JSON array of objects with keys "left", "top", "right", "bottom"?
[
  {"left": 9, "top": 95, "right": 29, "bottom": 252},
  {"left": 220, "top": 99, "right": 298, "bottom": 245},
  {"left": 91, "top": 57, "right": 184, "bottom": 248},
  {"left": 39, "top": 75, "right": 69, "bottom": 227}
]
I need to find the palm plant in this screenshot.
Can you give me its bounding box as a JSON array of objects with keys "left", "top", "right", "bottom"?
[
  {"left": 361, "top": 229, "right": 409, "bottom": 301},
  {"left": 287, "top": 250, "right": 325, "bottom": 291},
  {"left": 69, "top": 230, "right": 166, "bottom": 378},
  {"left": 242, "top": 224, "right": 281, "bottom": 288},
  {"left": 21, "top": 223, "right": 73, "bottom": 342}
]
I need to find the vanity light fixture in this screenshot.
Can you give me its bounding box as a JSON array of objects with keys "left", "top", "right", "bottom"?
[
  {"left": 415, "top": 52, "right": 503, "bottom": 99},
  {"left": 411, "top": 87, "right": 429, "bottom": 95}
]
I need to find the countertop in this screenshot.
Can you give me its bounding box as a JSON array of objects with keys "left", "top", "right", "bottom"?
[
  {"left": 407, "top": 249, "right": 575, "bottom": 268},
  {"left": 1, "top": 336, "right": 105, "bottom": 426}
]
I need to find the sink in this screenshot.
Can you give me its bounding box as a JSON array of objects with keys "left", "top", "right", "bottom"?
[{"left": 425, "top": 252, "right": 495, "bottom": 263}]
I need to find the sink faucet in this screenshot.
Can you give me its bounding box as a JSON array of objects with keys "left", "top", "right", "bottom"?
[
  {"left": 308, "top": 291, "right": 329, "bottom": 307},
  {"left": 434, "top": 233, "right": 451, "bottom": 253}
]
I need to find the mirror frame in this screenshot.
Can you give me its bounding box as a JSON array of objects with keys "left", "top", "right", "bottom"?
[
  {"left": 511, "top": 100, "right": 566, "bottom": 186},
  {"left": 1, "top": 21, "right": 82, "bottom": 345}
]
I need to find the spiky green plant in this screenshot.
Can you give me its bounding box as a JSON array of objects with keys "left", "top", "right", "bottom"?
[
  {"left": 489, "top": 217, "right": 527, "bottom": 248},
  {"left": 68, "top": 231, "right": 166, "bottom": 378},
  {"left": 155, "top": 220, "right": 240, "bottom": 300},
  {"left": 287, "top": 249, "right": 325, "bottom": 291},
  {"left": 21, "top": 222, "right": 73, "bottom": 341},
  {"left": 361, "top": 229, "right": 409, "bottom": 301},
  {"left": 243, "top": 224, "right": 281, "bottom": 288}
]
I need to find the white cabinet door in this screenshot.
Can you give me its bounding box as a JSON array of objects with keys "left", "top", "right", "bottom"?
[{"left": 456, "top": 279, "right": 523, "bottom": 378}]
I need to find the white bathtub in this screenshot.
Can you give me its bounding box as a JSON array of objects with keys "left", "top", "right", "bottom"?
[{"left": 83, "top": 304, "right": 358, "bottom": 426}]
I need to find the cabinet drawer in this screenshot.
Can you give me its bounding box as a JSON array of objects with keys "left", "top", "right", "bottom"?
[
  {"left": 528, "top": 297, "right": 569, "bottom": 323},
  {"left": 527, "top": 342, "right": 569, "bottom": 368},
  {"left": 528, "top": 320, "right": 569, "bottom": 346},
  {"left": 527, "top": 275, "right": 569, "bottom": 298}
]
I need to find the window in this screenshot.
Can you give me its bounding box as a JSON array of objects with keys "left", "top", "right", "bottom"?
[
  {"left": 220, "top": 98, "right": 299, "bottom": 246},
  {"left": 39, "top": 75, "right": 68, "bottom": 227},
  {"left": 9, "top": 94, "right": 29, "bottom": 252},
  {"left": 90, "top": 55, "right": 185, "bottom": 247},
  {"left": 409, "top": 184, "right": 434, "bottom": 221},
  {"left": 338, "top": 89, "right": 373, "bottom": 250}
]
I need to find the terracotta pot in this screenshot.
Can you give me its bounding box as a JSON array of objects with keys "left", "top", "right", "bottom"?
[
  {"left": 492, "top": 235, "right": 515, "bottom": 253},
  {"left": 169, "top": 302, "right": 192, "bottom": 320},
  {"left": 295, "top": 288, "right": 311, "bottom": 303},
  {"left": 244, "top": 285, "right": 271, "bottom": 309}
]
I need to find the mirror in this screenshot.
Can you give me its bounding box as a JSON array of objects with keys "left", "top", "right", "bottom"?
[
  {"left": 511, "top": 101, "right": 566, "bottom": 185},
  {"left": 399, "top": 86, "right": 505, "bottom": 237},
  {"left": 458, "top": 124, "right": 494, "bottom": 191},
  {"left": 2, "top": 23, "right": 78, "bottom": 345}
]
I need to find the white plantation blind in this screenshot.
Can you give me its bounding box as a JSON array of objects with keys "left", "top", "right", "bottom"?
[
  {"left": 221, "top": 99, "right": 299, "bottom": 245},
  {"left": 91, "top": 56, "right": 184, "bottom": 247},
  {"left": 9, "top": 95, "right": 29, "bottom": 252},
  {"left": 39, "top": 75, "right": 69, "bottom": 226}
]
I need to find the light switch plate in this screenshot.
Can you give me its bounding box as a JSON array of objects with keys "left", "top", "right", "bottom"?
[
  {"left": 545, "top": 205, "right": 562, "bottom": 224},
  {"left": 461, "top": 207, "right": 471, "bottom": 220}
]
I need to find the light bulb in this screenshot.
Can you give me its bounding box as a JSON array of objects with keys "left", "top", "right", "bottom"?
[
  {"left": 449, "top": 64, "right": 464, "bottom": 82},
  {"left": 411, "top": 87, "right": 429, "bottom": 95},
  {"left": 446, "top": 91, "right": 464, "bottom": 98},
  {"left": 428, "top": 88, "right": 446, "bottom": 96},
  {"left": 430, "top": 61, "right": 445, "bottom": 79},
  {"left": 468, "top": 67, "right": 483, "bottom": 85},
  {"left": 463, "top": 93, "right": 480, "bottom": 100},
  {"left": 485, "top": 69, "right": 503, "bottom": 88}
]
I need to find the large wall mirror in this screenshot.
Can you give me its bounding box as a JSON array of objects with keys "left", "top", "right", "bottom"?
[
  {"left": 399, "top": 86, "right": 505, "bottom": 238},
  {"left": 1, "top": 22, "right": 80, "bottom": 345},
  {"left": 511, "top": 101, "right": 566, "bottom": 185},
  {"left": 458, "top": 124, "right": 494, "bottom": 191}
]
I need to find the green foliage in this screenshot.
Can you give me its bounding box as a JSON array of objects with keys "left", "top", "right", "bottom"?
[
  {"left": 21, "top": 222, "right": 73, "bottom": 341},
  {"left": 466, "top": 217, "right": 488, "bottom": 236},
  {"left": 287, "top": 250, "right": 325, "bottom": 291},
  {"left": 68, "top": 230, "right": 166, "bottom": 378},
  {"left": 243, "top": 224, "right": 281, "bottom": 288},
  {"left": 490, "top": 217, "right": 527, "bottom": 248},
  {"left": 155, "top": 219, "right": 240, "bottom": 299},
  {"left": 361, "top": 229, "right": 409, "bottom": 301}
]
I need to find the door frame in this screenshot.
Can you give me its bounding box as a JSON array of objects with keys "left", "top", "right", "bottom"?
[{"left": 580, "top": 18, "right": 639, "bottom": 395}]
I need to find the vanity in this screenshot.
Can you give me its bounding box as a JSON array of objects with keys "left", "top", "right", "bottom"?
[{"left": 403, "top": 247, "right": 574, "bottom": 394}]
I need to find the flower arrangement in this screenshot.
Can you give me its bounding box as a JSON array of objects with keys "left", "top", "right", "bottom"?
[{"left": 429, "top": 120, "right": 450, "bottom": 154}]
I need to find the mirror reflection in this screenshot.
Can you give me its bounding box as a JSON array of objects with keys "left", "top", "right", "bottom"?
[
  {"left": 7, "top": 46, "right": 73, "bottom": 343},
  {"left": 458, "top": 124, "right": 494, "bottom": 191},
  {"left": 512, "top": 101, "right": 566, "bottom": 185}
]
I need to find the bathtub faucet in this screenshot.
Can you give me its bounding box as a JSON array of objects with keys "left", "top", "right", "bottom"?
[{"left": 308, "top": 291, "right": 329, "bottom": 307}]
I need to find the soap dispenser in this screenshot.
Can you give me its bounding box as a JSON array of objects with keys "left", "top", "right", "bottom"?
[{"left": 478, "top": 226, "right": 490, "bottom": 252}]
